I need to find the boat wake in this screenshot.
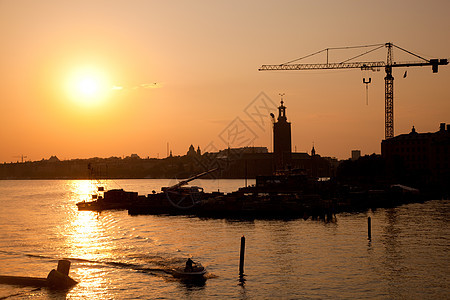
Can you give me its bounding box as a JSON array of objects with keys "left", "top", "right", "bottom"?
[{"left": 0, "top": 250, "right": 214, "bottom": 280}]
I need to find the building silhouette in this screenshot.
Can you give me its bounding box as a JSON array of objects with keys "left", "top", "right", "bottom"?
[
  {"left": 351, "top": 150, "right": 361, "bottom": 161},
  {"left": 0, "top": 101, "right": 336, "bottom": 180},
  {"left": 273, "top": 100, "right": 292, "bottom": 170},
  {"left": 381, "top": 122, "right": 450, "bottom": 188},
  {"left": 187, "top": 145, "right": 197, "bottom": 156}
]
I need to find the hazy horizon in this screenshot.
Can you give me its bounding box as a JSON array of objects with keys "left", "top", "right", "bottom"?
[{"left": 1, "top": 0, "right": 449, "bottom": 163}]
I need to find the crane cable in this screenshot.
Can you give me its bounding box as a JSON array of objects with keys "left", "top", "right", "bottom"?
[
  {"left": 281, "top": 43, "right": 385, "bottom": 65},
  {"left": 392, "top": 44, "right": 430, "bottom": 62},
  {"left": 340, "top": 44, "right": 385, "bottom": 64}
]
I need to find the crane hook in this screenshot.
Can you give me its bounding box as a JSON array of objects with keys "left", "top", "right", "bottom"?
[{"left": 363, "top": 77, "right": 371, "bottom": 105}]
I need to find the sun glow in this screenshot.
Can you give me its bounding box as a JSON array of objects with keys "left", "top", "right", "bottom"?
[
  {"left": 66, "top": 67, "right": 111, "bottom": 107},
  {"left": 79, "top": 77, "right": 99, "bottom": 96}
]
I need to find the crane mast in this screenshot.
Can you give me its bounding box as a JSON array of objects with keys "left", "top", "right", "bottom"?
[
  {"left": 259, "top": 42, "right": 448, "bottom": 139},
  {"left": 385, "top": 43, "right": 394, "bottom": 138}
]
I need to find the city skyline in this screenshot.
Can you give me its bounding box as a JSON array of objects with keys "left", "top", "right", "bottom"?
[{"left": 1, "top": 0, "right": 449, "bottom": 162}]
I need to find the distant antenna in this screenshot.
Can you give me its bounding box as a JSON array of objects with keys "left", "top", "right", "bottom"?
[{"left": 279, "top": 93, "right": 285, "bottom": 102}]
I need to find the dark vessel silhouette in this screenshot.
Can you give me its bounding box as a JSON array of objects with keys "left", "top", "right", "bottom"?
[
  {"left": 76, "top": 188, "right": 138, "bottom": 211},
  {"left": 128, "top": 168, "right": 222, "bottom": 215}
]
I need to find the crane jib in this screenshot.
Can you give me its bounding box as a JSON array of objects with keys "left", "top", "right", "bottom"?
[
  {"left": 259, "top": 59, "right": 448, "bottom": 72},
  {"left": 166, "top": 168, "right": 219, "bottom": 190},
  {"left": 259, "top": 62, "right": 385, "bottom": 71}
]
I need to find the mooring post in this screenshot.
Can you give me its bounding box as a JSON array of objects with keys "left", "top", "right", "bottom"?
[
  {"left": 57, "top": 260, "right": 71, "bottom": 276},
  {"left": 47, "top": 260, "right": 77, "bottom": 289},
  {"left": 239, "top": 235, "right": 245, "bottom": 276},
  {"left": 368, "top": 217, "right": 372, "bottom": 240}
]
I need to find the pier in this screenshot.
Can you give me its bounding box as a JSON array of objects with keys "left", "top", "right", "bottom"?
[{"left": 0, "top": 260, "right": 77, "bottom": 290}]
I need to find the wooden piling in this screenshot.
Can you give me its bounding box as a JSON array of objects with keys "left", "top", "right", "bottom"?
[
  {"left": 368, "top": 217, "right": 372, "bottom": 240},
  {"left": 46, "top": 268, "right": 77, "bottom": 289},
  {"left": 48, "top": 259, "right": 77, "bottom": 289},
  {"left": 57, "top": 260, "right": 71, "bottom": 276},
  {"left": 239, "top": 235, "right": 245, "bottom": 275}
]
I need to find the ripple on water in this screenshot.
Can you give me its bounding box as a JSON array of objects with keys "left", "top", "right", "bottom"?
[{"left": 0, "top": 181, "right": 448, "bottom": 299}]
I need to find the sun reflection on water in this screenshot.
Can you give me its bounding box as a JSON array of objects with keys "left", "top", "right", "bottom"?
[
  {"left": 55, "top": 180, "right": 119, "bottom": 298},
  {"left": 65, "top": 180, "right": 112, "bottom": 261},
  {"left": 69, "top": 267, "right": 113, "bottom": 300},
  {"left": 66, "top": 211, "right": 116, "bottom": 262},
  {"left": 67, "top": 180, "right": 99, "bottom": 203}
]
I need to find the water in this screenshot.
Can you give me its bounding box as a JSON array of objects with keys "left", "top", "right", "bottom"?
[{"left": 0, "top": 180, "right": 448, "bottom": 299}]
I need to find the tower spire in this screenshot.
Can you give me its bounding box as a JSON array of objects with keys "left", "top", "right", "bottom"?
[
  {"left": 279, "top": 93, "right": 285, "bottom": 105},
  {"left": 277, "top": 93, "right": 287, "bottom": 121}
]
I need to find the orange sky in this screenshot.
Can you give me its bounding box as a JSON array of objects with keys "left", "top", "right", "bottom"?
[{"left": 1, "top": 0, "right": 449, "bottom": 162}]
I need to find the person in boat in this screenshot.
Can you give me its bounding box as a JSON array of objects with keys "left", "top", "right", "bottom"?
[{"left": 185, "top": 258, "right": 194, "bottom": 272}]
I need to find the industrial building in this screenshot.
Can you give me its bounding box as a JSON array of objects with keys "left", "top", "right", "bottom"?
[{"left": 381, "top": 123, "right": 450, "bottom": 187}]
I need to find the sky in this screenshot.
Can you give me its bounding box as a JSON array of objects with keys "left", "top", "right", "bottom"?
[{"left": 1, "top": 0, "right": 449, "bottom": 162}]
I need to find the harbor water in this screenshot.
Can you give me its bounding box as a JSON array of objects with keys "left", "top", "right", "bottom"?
[{"left": 0, "top": 179, "right": 449, "bottom": 299}]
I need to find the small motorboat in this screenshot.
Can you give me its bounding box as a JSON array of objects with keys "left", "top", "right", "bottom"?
[{"left": 171, "top": 264, "right": 207, "bottom": 281}]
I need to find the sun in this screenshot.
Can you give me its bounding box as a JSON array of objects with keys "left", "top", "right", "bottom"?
[
  {"left": 66, "top": 67, "right": 111, "bottom": 107},
  {"left": 78, "top": 77, "right": 99, "bottom": 97}
]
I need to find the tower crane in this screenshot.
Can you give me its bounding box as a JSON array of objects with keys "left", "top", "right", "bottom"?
[
  {"left": 13, "top": 155, "right": 27, "bottom": 163},
  {"left": 259, "top": 42, "right": 448, "bottom": 139}
]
